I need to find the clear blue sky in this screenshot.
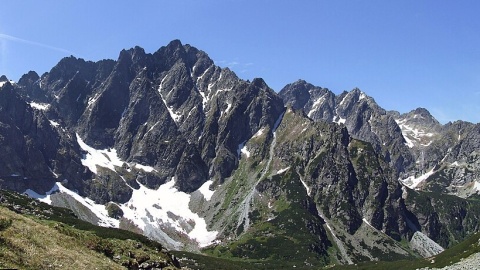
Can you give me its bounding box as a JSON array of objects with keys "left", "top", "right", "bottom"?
[{"left": 1, "top": 1, "right": 479, "bottom": 123}]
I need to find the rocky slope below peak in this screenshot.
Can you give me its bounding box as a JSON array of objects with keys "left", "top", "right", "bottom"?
[{"left": 280, "top": 80, "right": 414, "bottom": 175}]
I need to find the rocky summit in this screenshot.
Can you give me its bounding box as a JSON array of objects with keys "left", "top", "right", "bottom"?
[{"left": 1, "top": 40, "right": 480, "bottom": 268}]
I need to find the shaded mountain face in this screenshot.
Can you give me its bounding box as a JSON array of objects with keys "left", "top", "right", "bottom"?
[
  {"left": 0, "top": 82, "right": 89, "bottom": 194},
  {"left": 1, "top": 40, "right": 480, "bottom": 267}
]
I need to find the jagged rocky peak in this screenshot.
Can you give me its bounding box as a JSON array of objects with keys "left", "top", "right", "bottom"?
[
  {"left": 279, "top": 79, "right": 313, "bottom": 109},
  {"left": 394, "top": 107, "right": 441, "bottom": 131},
  {"left": 280, "top": 80, "right": 414, "bottom": 175},
  {"left": 18, "top": 71, "right": 40, "bottom": 86},
  {"left": 279, "top": 79, "right": 336, "bottom": 122},
  {"left": 391, "top": 108, "right": 442, "bottom": 150},
  {"left": 153, "top": 39, "right": 195, "bottom": 70},
  {"left": 0, "top": 75, "right": 14, "bottom": 88}
]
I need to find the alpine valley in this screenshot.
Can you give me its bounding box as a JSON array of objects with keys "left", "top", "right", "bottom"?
[{"left": 1, "top": 40, "right": 480, "bottom": 269}]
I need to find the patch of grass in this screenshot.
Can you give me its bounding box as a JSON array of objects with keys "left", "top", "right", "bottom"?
[{"left": 0, "top": 218, "right": 12, "bottom": 231}]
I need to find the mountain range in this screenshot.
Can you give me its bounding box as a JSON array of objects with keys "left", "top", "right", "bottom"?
[{"left": 0, "top": 40, "right": 479, "bottom": 268}]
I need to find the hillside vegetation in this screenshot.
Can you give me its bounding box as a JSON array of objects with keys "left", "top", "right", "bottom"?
[{"left": 0, "top": 190, "right": 180, "bottom": 269}]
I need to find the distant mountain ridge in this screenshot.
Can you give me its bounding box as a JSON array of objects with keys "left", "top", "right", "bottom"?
[{"left": 1, "top": 40, "right": 480, "bottom": 267}]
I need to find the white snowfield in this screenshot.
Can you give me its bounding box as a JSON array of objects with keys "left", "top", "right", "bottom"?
[
  {"left": 76, "top": 134, "right": 125, "bottom": 174},
  {"left": 25, "top": 134, "right": 219, "bottom": 248},
  {"left": 122, "top": 178, "right": 218, "bottom": 247},
  {"left": 25, "top": 182, "right": 118, "bottom": 227}
]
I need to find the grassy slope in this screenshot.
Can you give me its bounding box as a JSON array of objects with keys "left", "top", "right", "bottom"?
[
  {"left": 0, "top": 206, "right": 123, "bottom": 269},
  {"left": 0, "top": 190, "right": 179, "bottom": 270}
]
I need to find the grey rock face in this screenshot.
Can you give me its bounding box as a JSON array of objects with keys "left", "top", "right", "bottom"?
[
  {"left": 391, "top": 108, "right": 480, "bottom": 197},
  {"left": 281, "top": 80, "right": 480, "bottom": 199},
  {"left": 0, "top": 81, "right": 88, "bottom": 195},
  {"left": 279, "top": 80, "right": 415, "bottom": 175}
]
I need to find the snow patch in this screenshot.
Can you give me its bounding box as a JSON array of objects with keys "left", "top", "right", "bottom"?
[
  {"left": 0, "top": 80, "right": 15, "bottom": 87},
  {"left": 56, "top": 183, "right": 119, "bottom": 227},
  {"left": 276, "top": 167, "right": 290, "bottom": 175},
  {"left": 334, "top": 115, "right": 346, "bottom": 125},
  {"left": 403, "top": 134, "right": 415, "bottom": 148},
  {"left": 198, "top": 180, "right": 215, "bottom": 201},
  {"left": 199, "top": 90, "right": 208, "bottom": 110},
  {"left": 241, "top": 146, "right": 250, "bottom": 158},
  {"left": 24, "top": 184, "right": 60, "bottom": 205},
  {"left": 338, "top": 93, "right": 349, "bottom": 106},
  {"left": 76, "top": 134, "right": 124, "bottom": 174},
  {"left": 49, "top": 120, "right": 60, "bottom": 128},
  {"left": 402, "top": 185, "right": 408, "bottom": 199},
  {"left": 400, "top": 168, "right": 436, "bottom": 189},
  {"left": 87, "top": 93, "right": 101, "bottom": 110},
  {"left": 158, "top": 81, "right": 182, "bottom": 122},
  {"left": 121, "top": 178, "right": 218, "bottom": 247},
  {"left": 224, "top": 101, "right": 232, "bottom": 115},
  {"left": 474, "top": 181, "right": 480, "bottom": 192},
  {"left": 307, "top": 95, "right": 326, "bottom": 118},
  {"left": 145, "top": 121, "right": 160, "bottom": 136},
  {"left": 362, "top": 218, "right": 375, "bottom": 229},
  {"left": 28, "top": 183, "right": 119, "bottom": 227},
  {"left": 163, "top": 100, "right": 182, "bottom": 122},
  {"left": 29, "top": 102, "right": 50, "bottom": 111},
  {"left": 395, "top": 119, "right": 435, "bottom": 148},
  {"left": 77, "top": 133, "right": 158, "bottom": 174},
  {"left": 252, "top": 128, "right": 265, "bottom": 138},
  {"left": 134, "top": 163, "right": 157, "bottom": 173},
  {"left": 237, "top": 141, "right": 250, "bottom": 158},
  {"left": 300, "top": 177, "right": 311, "bottom": 196}
]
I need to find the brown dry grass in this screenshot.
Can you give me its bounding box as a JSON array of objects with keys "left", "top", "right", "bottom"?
[{"left": 0, "top": 207, "right": 123, "bottom": 269}]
